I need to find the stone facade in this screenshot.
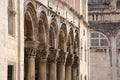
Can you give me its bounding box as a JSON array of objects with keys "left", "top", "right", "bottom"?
[
  {"left": 0, "top": 0, "right": 89, "bottom": 80},
  {"left": 88, "top": 0, "right": 120, "bottom": 80}
]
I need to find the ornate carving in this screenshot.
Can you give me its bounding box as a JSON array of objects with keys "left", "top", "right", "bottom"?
[
  {"left": 66, "top": 53, "right": 74, "bottom": 66},
  {"left": 47, "top": 48, "right": 59, "bottom": 63},
  {"left": 8, "top": 8, "right": 16, "bottom": 16},
  {"left": 57, "top": 50, "right": 68, "bottom": 64},
  {"left": 37, "top": 48, "right": 48, "bottom": 62},
  {"left": 24, "top": 48, "right": 36, "bottom": 57},
  {"left": 72, "top": 55, "right": 80, "bottom": 68}
]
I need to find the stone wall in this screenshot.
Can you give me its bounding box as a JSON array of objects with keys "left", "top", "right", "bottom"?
[{"left": 90, "top": 49, "right": 112, "bottom": 80}]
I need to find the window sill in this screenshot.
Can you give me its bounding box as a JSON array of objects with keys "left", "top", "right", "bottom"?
[{"left": 8, "top": 34, "right": 15, "bottom": 40}]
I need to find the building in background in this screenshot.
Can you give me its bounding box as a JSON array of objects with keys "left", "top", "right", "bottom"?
[
  {"left": 0, "top": 0, "right": 89, "bottom": 80},
  {"left": 88, "top": 0, "right": 120, "bottom": 80}
]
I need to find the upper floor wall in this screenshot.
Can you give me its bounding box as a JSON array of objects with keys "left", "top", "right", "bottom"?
[{"left": 36, "top": 0, "right": 88, "bottom": 22}]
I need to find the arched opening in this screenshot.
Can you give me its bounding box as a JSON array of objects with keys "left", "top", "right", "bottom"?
[
  {"left": 48, "top": 18, "right": 58, "bottom": 49},
  {"left": 74, "top": 31, "right": 79, "bottom": 55},
  {"left": 49, "top": 26, "right": 55, "bottom": 48},
  {"left": 47, "top": 19, "right": 58, "bottom": 80},
  {"left": 67, "top": 35, "right": 72, "bottom": 52},
  {"left": 58, "top": 30, "right": 65, "bottom": 50},
  {"left": 65, "top": 29, "right": 74, "bottom": 80},
  {"left": 61, "top": 23, "right": 67, "bottom": 41},
  {"left": 24, "top": 12, "right": 33, "bottom": 41},
  {"left": 35, "top": 11, "right": 49, "bottom": 80},
  {"left": 72, "top": 30, "right": 80, "bottom": 80},
  {"left": 24, "top": 3, "right": 37, "bottom": 80},
  {"left": 37, "top": 20, "right": 46, "bottom": 43}
]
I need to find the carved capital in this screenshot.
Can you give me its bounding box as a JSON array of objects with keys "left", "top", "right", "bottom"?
[
  {"left": 47, "top": 48, "right": 60, "bottom": 63},
  {"left": 24, "top": 48, "right": 36, "bottom": 57},
  {"left": 72, "top": 55, "right": 80, "bottom": 68},
  {"left": 37, "top": 48, "right": 48, "bottom": 62},
  {"left": 66, "top": 53, "right": 74, "bottom": 66},
  {"left": 57, "top": 50, "right": 68, "bottom": 64},
  {"left": 8, "top": 8, "right": 16, "bottom": 16}
]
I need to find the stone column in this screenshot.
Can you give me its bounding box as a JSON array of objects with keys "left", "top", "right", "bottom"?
[
  {"left": 24, "top": 48, "right": 36, "bottom": 80},
  {"left": 65, "top": 53, "right": 73, "bottom": 80},
  {"left": 48, "top": 48, "right": 59, "bottom": 80},
  {"left": 37, "top": 48, "right": 48, "bottom": 80},
  {"left": 72, "top": 55, "right": 80, "bottom": 80},
  {"left": 57, "top": 50, "right": 68, "bottom": 80},
  {"left": 110, "top": 36, "right": 117, "bottom": 80}
]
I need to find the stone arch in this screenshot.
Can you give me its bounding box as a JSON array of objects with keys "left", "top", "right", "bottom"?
[
  {"left": 49, "top": 26, "right": 55, "bottom": 48},
  {"left": 58, "top": 23, "right": 67, "bottom": 51},
  {"left": 24, "top": 2, "right": 38, "bottom": 80},
  {"left": 58, "top": 30, "right": 65, "bottom": 50},
  {"left": 67, "top": 35, "right": 72, "bottom": 53},
  {"left": 72, "top": 30, "right": 80, "bottom": 80},
  {"left": 69, "top": 28, "right": 74, "bottom": 46},
  {"left": 61, "top": 23, "right": 67, "bottom": 41},
  {"left": 37, "top": 11, "right": 49, "bottom": 44},
  {"left": 37, "top": 20, "right": 46, "bottom": 43},
  {"left": 39, "top": 11, "right": 49, "bottom": 34},
  {"left": 50, "top": 18, "right": 58, "bottom": 35},
  {"left": 24, "top": 2, "right": 37, "bottom": 41},
  {"left": 49, "top": 18, "right": 58, "bottom": 48},
  {"left": 67, "top": 28, "right": 74, "bottom": 53},
  {"left": 74, "top": 30, "right": 79, "bottom": 55}
]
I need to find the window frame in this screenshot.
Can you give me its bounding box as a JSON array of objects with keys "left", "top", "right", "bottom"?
[
  {"left": 7, "top": 62, "right": 16, "bottom": 80},
  {"left": 90, "top": 31, "right": 110, "bottom": 48},
  {"left": 8, "top": 0, "right": 16, "bottom": 36}
]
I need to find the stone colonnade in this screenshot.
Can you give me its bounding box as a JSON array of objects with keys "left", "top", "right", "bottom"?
[
  {"left": 24, "top": 1, "right": 80, "bottom": 80},
  {"left": 24, "top": 47, "right": 79, "bottom": 80}
]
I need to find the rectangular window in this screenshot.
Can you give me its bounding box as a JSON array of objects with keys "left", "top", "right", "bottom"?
[
  {"left": 8, "top": 15, "right": 14, "bottom": 35},
  {"left": 8, "top": 0, "right": 15, "bottom": 36},
  {"left": 8, "top": 65, "right": 14, "bottom": 80}
]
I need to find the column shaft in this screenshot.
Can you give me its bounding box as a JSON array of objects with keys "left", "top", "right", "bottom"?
[
  {"left": 50, "top": 63, "right": 56, "bottom": 80},
  {"left": 27, "top": 57, "right": 35, "bottom": 80},
  {"left": 57, "top": 64, "right": 65, "bottom": 80},
  {"left": 111, "top": 36, "right": 117, "bottom": 80},
  {"left": 38, "top": 60, "right": 47, "bottom": 80},
  {"left": 65, "top": 66, "right": 71, "bottom": 80}
]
